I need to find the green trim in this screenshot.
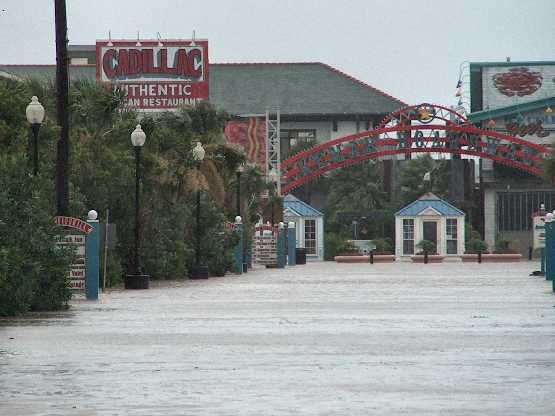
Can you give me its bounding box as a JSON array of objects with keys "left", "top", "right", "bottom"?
[
  {"left": 468, "top": 96, "right": 555, "bottom": 123},
  {"left": 469, "top": 68, "right": 483, "bottom": 113},
  {"left": 470, "top": 61, "right": 555, "bottom": 69}
]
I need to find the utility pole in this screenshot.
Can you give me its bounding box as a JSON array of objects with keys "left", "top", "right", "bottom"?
[{"left": 54, "top": 0, "right": 70, "bottom": 216}]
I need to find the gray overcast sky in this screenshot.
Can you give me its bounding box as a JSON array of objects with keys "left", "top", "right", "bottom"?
[{"left": 1, "top": 0, "right": 553, "bottom": 106}]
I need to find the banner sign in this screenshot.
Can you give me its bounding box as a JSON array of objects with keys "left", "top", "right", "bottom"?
[
  {"left": 96, "top": 40, "right": 209, "bottom": 111},
  {"left": 224, "top": 117, "right": 267, "bottom": 173}
]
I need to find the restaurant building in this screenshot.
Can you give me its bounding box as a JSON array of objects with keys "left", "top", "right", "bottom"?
[
  {"left": 0, "top": 40, "right": 406, "bottom": 167},
  {"left": 468, "top": 60, "right": 555, "bottom": 254}
]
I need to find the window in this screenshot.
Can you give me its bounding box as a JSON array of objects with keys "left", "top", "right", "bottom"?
[
  {"left": 446, "top": 218, "right": 458, "bottom": 254},
  {"left": 497, "top": 191, "right": 555, "bottom": 232},
  {"left": 402, "top": 219, "right": 414, "bottom": 255},
  {"left": 282, "top": 129, "right": 316, "bottom": 148},
  {"left": 304, "top": 219, "right": 317, "bottom": 255}
]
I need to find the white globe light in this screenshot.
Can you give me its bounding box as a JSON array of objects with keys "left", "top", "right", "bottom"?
[
  {"left": 130, "top": 124, "right": 146, "bottom": 147},
  {"left": 278, "top": 221, "right": 285, "bottom": 229},
  {"left": 268, "top": 168, "right": 280, "bottom": 182},
  {"left": 235, "top": 215, "right": 242, "bottom": 224},
  {"left": 192, "top": 141, "right": 205, "bottom": 162},
  {"left": 26, "top": 96, "right": 45, "bottom": 125},
  {"left": 546, "top": 213, "right": 553, "bottom": 222},
  {"left": 87, "top": 210, "right": 98, "bottom": 220}
]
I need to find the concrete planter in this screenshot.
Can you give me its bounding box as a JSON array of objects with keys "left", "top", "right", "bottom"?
[
  {"left": 461, "top": 253, "right": 522, "bottom": 262},
  {"left": 334, "top": 255, "right": 395, "bottom": 263},
  {"left": 411, "top": 255, "right": 444, "bottom": 263}
]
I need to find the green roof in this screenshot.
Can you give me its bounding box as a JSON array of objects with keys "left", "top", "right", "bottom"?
[
  {"left": 468, "top": 96, "right": 555, "bottom": 123},
  {"left": 470, "top": 61, "right": 555, "bottom": 70},
  {"left": 468, "top": 97, "right": 555, "bottom": 123},
  {"left": 0, "top": 64, "right": 94, "bottom": 81},
  {"left": 209, "top": 63, "right": 406, "bottom": 116},
  {"left": 0, "top": 62, "right": 406, "bottom": 116}
]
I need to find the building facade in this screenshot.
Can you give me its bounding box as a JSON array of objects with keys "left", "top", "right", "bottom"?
[
  {"left": 283, "top": 194, "right": 324, "bottom": 261},
  {"left": 468, "top": 61, "right": 555, "bottom": 254},
  {"left": 395, "top": 193, "right": 466, "bottom": 259}
]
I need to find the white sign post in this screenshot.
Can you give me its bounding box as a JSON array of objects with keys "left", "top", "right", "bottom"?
[
  {"left": 56, "top": 234, "right": 86, "bottom": 290},
  {"left": 533, "top": 215, "right": 546, "bottom": 250}
]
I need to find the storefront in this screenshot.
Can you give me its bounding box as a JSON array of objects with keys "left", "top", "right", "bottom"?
[{"left": 468, "top": 61, "right": 555, "bottom": 254}]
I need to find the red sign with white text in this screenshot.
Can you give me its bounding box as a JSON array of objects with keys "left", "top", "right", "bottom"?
[{"left": 96, "top": 40, "right": 209, "bottom": 111}]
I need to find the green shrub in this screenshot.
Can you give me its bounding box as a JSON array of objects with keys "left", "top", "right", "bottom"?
[
  {"left": 495, "top": 239, "right": 510, "bottom": 251},
  {"left": 324, "top": 232, "right": 357, "bottom": 260},
  {"left": 494, "top": 239, "right": 517, "bottom": 254},
  {"left": 373, "top": 238, "right": 393, "bottom": 253},
  {"left": 416, "top": 239, "right": 436, "bottom": 255},
  {"left": 0, "top": 155, "right": 74, "bottom": 316},
  {"left": 466, "top": 239, "right": 488, "bottom": 254},
  {"left": 208, "top": 229, "right": 239, "bottom": 276}
]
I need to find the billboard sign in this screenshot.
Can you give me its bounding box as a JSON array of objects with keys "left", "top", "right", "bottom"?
[
  {"left": 96, "top": 40, "right": 209, "bottom": 111},
  {"left": 482, "top": 63, "right": 555, "bottom": 110},
  {"left": 224, "top": 118, "right": 267, "bottom": 174}
]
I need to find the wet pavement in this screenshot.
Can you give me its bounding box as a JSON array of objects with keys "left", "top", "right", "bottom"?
[{"left": 1, "top": 261, "right": 554, "bottom": 415}]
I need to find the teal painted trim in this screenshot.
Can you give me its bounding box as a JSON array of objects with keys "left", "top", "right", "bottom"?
[
  {"left": 468, "top": 96, "right": 555, "bottom": 123},
  {"left": 469, "top": 67, "right": 483, "bottom": 112},
  {"left": 287, "top": 228, "right": 296, "bottom": 266},
  {"left": 234, "top": 224, "right": 243, "bottom": 274},
  {"left": 246, "top": 241, "right": 252, "bottom": 268},
  {"left": 546, "top": 223, "right": 554, "bottom": 281},
  {"left": 85, "top": 220, "right": 100, "bottom": 300},
  {"left": 469, "top": 61, "right": 555, "bottom": 68},
  {"left": 277, "top": 229, "right": 286, "bottom": 268}
]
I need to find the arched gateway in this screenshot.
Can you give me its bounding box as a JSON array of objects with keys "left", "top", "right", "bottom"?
[{"left": 280, "top": 103, "right": 549, "bottom": 194}]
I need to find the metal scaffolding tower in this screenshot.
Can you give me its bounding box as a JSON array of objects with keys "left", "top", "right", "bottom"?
[{"left": 265, "top": 108, "right": 281, "bottom": 194}]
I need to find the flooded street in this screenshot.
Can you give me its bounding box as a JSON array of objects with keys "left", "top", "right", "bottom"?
[{"left": 1, "top": 262, "right": 554, "bottom": 415}]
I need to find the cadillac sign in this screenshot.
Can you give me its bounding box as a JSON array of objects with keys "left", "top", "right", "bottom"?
[{"left": 96, "top": 39, "right": 209, "bottom": 111}]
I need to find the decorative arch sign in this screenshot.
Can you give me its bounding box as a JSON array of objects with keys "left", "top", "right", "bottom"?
[
  {"left": 280, "top": 103, "right": 549, "bottom": 193},
  {"left": 55, "top": 216, "right": 94, "bottom": 290}
]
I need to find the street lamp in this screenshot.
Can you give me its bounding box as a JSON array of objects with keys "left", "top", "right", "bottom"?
[
  {"left": 236, "top": 163, "right": 245, "bottom": 218},
  {"left": 125, "top": 124, "right": 150, "bottom": 289},
  {"left": 191, "top": 141, "right": 209, "bottom": 279},
  {"left": 268, "top": 168, "right": 280, "bottom": 225},
  {"left": 25, "top": 96, "right": 45, "bottom": 176}
]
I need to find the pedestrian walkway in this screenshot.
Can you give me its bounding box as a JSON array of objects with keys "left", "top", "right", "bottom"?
[{"left": 1, "top": 262, "right": 554, "bottom": 415}]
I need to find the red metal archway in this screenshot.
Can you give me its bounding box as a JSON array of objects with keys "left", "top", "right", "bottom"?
[{"left": 280, "top": 103, "right": 549, "bottom": 194}]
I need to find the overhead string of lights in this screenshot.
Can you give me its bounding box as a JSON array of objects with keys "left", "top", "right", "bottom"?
[{"left": 454, "top": 61, "right": 470, "bottom": 116}]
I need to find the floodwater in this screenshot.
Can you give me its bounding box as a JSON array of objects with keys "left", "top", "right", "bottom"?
[{"left": 1, "top": 261, "right": 554, "bottom": 415}]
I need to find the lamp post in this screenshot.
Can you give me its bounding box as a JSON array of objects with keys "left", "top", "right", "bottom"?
[
  {"left": 236, "top": 163, "right": 244, "bottom": 218},
  {"left": 268, "top": 168, "right": 280, "bottom": 225},
  {"left": 25, "top": 96, "right": 45, "bottom": 176},
  {"left": 125, "top": 124, "right": 150, "bottom": 289},
  {"left": 191, "top": 141, "right": 209, "bottom": 279}
]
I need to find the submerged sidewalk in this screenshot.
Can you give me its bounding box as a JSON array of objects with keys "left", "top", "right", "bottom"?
[{"left": 1, "top": 262, "right": 554, "bottom": 415}]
